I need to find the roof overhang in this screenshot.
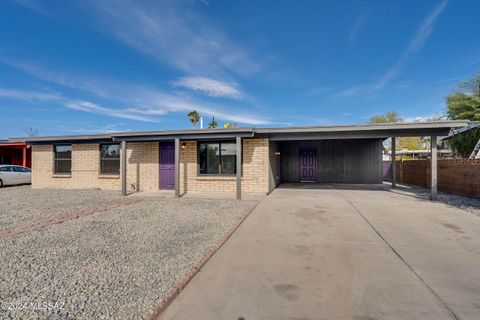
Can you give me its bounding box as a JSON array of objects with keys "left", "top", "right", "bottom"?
[
  {"left": 17, "top": 121, "right": 471, "bottom": 144},
  {"left": 259, "top": 121, "right": 470, "bottom": 141},
  {"left": 111, "top": 127, "right": 255, "bottom": 142}
]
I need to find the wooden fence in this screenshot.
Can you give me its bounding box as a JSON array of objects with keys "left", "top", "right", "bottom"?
[{"left": 383, "top": 159, "right": 480, "bottom": 198}]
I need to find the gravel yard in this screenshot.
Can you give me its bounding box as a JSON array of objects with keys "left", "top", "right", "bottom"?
[
  {"left": 0, "top": 186, "right": 257, "bottom": 319},
  {"left": 391, "top": 183, "right": 480, "bottom": 216},
  {"left": 0, "top": 186, "right": 123, "bottom": 231}
]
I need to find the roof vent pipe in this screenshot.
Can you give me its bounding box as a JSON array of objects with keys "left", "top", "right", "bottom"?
[{"left": 200, "top": 117, "right": 204, "bottom": 129}]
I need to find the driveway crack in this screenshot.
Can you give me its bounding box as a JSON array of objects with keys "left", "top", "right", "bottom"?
[{"left": 343, "top": 197, "right": 460, "bottom": 320}]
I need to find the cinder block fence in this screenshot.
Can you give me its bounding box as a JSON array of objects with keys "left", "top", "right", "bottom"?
[{"left": 383, "top": 159, "right": 480, "bottom": 198}]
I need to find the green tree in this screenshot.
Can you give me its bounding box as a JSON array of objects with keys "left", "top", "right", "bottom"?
[
  {"left": 369, "top": 111, "right": 402, "bottom": 124},
  {"left": 208, "top": 116, "right": 218, "bottom": 128},
  {"left": 187, "top": 110, "right": 200, "bottom": 127},
  {"left": 446, "top": 71, "right": 480, "bottom": 157},
  {"left": 369, "top": 111, "right": 424, "bottom": 151}
]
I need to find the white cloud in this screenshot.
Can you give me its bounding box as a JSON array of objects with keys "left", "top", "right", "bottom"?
[
  {"left": 64, "top": 100, "right": 154, "bottom": 122},
  {"left": 0, "top": 56, "right": 109, "bottom": 98},
  {"left": 11, "top": 0, "right": 49, "bottom": 15},
  {"left": 0, "top": 88, "right": 60, "bottom": 101},
  {"left": 172, "top": 76, "right": 242, "bottom": 99},
  {"left": 0, "top": 58, "right": 271, "bottom": 125},
  {"left": 404, "top": 114, "right": 445, "bottom": 122},
  {"left": 83, "top": 0, "right": 261, "bottom": 76},
  {"left": 333, "top": 85, "right": 366, "bottom": 98},
  {"left": 375, "top": 0, "right": 447, "bottom": 90},
  {"left": 348, "top": 15, "right": 366, "bottom": 42},
  {"left": 0, "top": 87, "right": 154, "bottom": 122},
  {"left": 332, "top": 0, "right": 448, "bottom": 99},
  {"left": 128, "top": 91, "right": 271, "bottom": 125}
]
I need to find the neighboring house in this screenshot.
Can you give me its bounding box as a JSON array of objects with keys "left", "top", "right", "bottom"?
[
  {"left": 20, "top": 121, "right": 469, "bottom": 199},
  {"left": 0, "top": 140, "right": 31, "bottom": 167},
  {"left": 442, "top": 123, "right": 480, "bottom": 158}
]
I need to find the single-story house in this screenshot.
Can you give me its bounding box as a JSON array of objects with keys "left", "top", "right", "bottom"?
[
  {"left": 21, "top": 121, "right": 470, "bottom": 200},
  {"left": 0, "top": 140, "right": 31, "bottom": 167}
]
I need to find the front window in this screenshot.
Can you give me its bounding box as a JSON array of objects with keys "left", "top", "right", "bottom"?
[
  {"left": 100, "top": 144, "right": 120, "bottom": 174},
  {"left": 54, "top": 145, "right": 72, "bottom": 174},
  {"left": 199, "top": 141, "right": 236, "bottom": 175}
]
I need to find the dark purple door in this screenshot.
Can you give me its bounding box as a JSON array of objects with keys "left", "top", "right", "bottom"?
[
  {"left": 159, "top": 142, "right": 175, "bottom": 189},
  {"left": 299, "top": 147, "right": 316, "bottom": 182}
]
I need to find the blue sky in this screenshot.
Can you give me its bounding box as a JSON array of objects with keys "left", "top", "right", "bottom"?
[{"left": 1, "top": 0, "right": 479, "bottom": 138}]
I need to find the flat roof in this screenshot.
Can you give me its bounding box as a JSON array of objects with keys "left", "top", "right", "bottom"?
[{"left": 16, "top": 120, "right": 471, "bottom": 144}]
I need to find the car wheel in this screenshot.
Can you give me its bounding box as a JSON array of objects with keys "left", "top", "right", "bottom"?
[{"left": 0, "top": 179, "right": 3, "bottom": 188}]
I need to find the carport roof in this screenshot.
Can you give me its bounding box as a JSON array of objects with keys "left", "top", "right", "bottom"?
[{"left": 18, "top": 120, "right": 471, "bottom": 144}]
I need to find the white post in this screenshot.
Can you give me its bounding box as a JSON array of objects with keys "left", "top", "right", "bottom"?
[{"left": 200, "top": 117, "right": 204, "bottom": 129}]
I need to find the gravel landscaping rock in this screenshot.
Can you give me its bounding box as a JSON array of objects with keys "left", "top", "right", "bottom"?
[
  {"left": 0, "top": 186, "right": 122, "bottom": 231},
  {"left": 392, "top": 184, "right": 480, "bottom": 217},
  {"left": 0, "top": 189, "right": 257, "bottom": 319}
]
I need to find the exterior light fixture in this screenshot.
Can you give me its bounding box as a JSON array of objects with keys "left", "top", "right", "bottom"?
[
  {"left": 274, "top": 151, "right": 281, "bottom": 156},
  {"left": 181, "top": 143, "right": 187, "bottom": 149}
]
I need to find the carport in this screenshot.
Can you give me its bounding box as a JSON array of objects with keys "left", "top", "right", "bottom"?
[{"left": 259, "top": 121, "right": 470, "bottom": 200}]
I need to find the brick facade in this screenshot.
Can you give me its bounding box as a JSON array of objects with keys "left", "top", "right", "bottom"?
[
  {"left": 31, "top": 139, "right": 270, "bottom": 194},
  {"left": 179, "top": 138, "right": 269, "bottom": 195}
]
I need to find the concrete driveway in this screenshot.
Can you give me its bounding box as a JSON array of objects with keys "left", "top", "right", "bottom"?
[{"left": 159, "top": 184, "right": 480, "bottom": 320}]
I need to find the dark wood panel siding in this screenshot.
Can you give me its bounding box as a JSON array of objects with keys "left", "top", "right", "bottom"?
[{"left": 280, "top": 139, "right": 383, "bottom": 184}]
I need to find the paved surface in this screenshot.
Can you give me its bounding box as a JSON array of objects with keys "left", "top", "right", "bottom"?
[{"left": 159, "top": 184, "right": 480, "bottom": 320}]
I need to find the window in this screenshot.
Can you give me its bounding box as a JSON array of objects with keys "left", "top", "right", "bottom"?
[
  {"left": 199, "top": 141, "right": 237, "bottom": 175},
  {"left": 100, "top": 144, "right": 120, "bottom": 174},
  {"left": 54, "top": 145, "right": 72, "bottom": 174},
  {"left": 0, "top": 166, "right": 12, "bottom": 172}
]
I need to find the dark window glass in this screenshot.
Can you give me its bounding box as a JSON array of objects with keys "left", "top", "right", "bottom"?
[
  {"left": 100, "top": 144, "right": 120, "bottom": 174},
  {"left": 220, "top": 143, "right": 236, "bottom": 174},
  {"left": 0, "top": 166, "right": 12, "bottom": 172},
  {"left": 199, "top": 142, "right": 236, "bottom": 175},
  {"left": 54, "top": 145, "right": 71, "bottom": 174},
  {"left": 13, "top": 167, "right": 24, "bottom": 172}
]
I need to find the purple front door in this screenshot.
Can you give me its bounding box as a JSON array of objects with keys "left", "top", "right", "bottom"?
[
  {"left": 299, "top": 147, "right": 316, "bottom": 182},
  {"left": 159, "top": 142, "right": 175, "bottom": 189}
]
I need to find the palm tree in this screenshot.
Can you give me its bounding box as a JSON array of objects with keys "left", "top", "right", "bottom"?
[
  {"left": 208, "top": 116, "right": 218, "bottom": 128},
  {"left": 187, "top": 110, "right": 200, "bottom": 127}
]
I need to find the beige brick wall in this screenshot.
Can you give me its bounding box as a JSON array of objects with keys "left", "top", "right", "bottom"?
[
  {"left": 32, "top": 138, "right": 269, "bottom": 194},
  {"left": 126, "top": 142, "right": 159, "bottom": 191},
  {"left": 32, "top": 142, "right": 159, "bottom": 191},
  {"left": 179, "top": 138, "right": 269, "bottom": 194}
]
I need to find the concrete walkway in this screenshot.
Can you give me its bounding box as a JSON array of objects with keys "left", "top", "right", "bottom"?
[{"left": 159, "top": 184, "right": 480, "bottom": 320}]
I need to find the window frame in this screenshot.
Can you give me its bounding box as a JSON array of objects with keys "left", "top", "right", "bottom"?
[
  {"left": 53, "top": 144, "right": 72, "bottom": 175},
  {"left": 99, "top": 143, "right": 121, "bottom": 175},
  {"left": 197, "top": 140, "right": 242, "bottom": 176}
]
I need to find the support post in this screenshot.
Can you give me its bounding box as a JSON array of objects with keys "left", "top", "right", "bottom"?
[
  {"left": 175, "top": 138, "right": 180, "bottom": 198},
  {"left": 121, "top": 140, "right": 127, "bottom": 196},
  {"left": 391, "top": 137, "right": 396, "bottom": 188},
  {"left": 236, "top": 136, "right": 242, "bottom": 200},
  {"left": 431, "top": 135, "right": 437, "bottom": 200},
  {"left": 22, "top": 147, "right": 27, "bottom": 167}
]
